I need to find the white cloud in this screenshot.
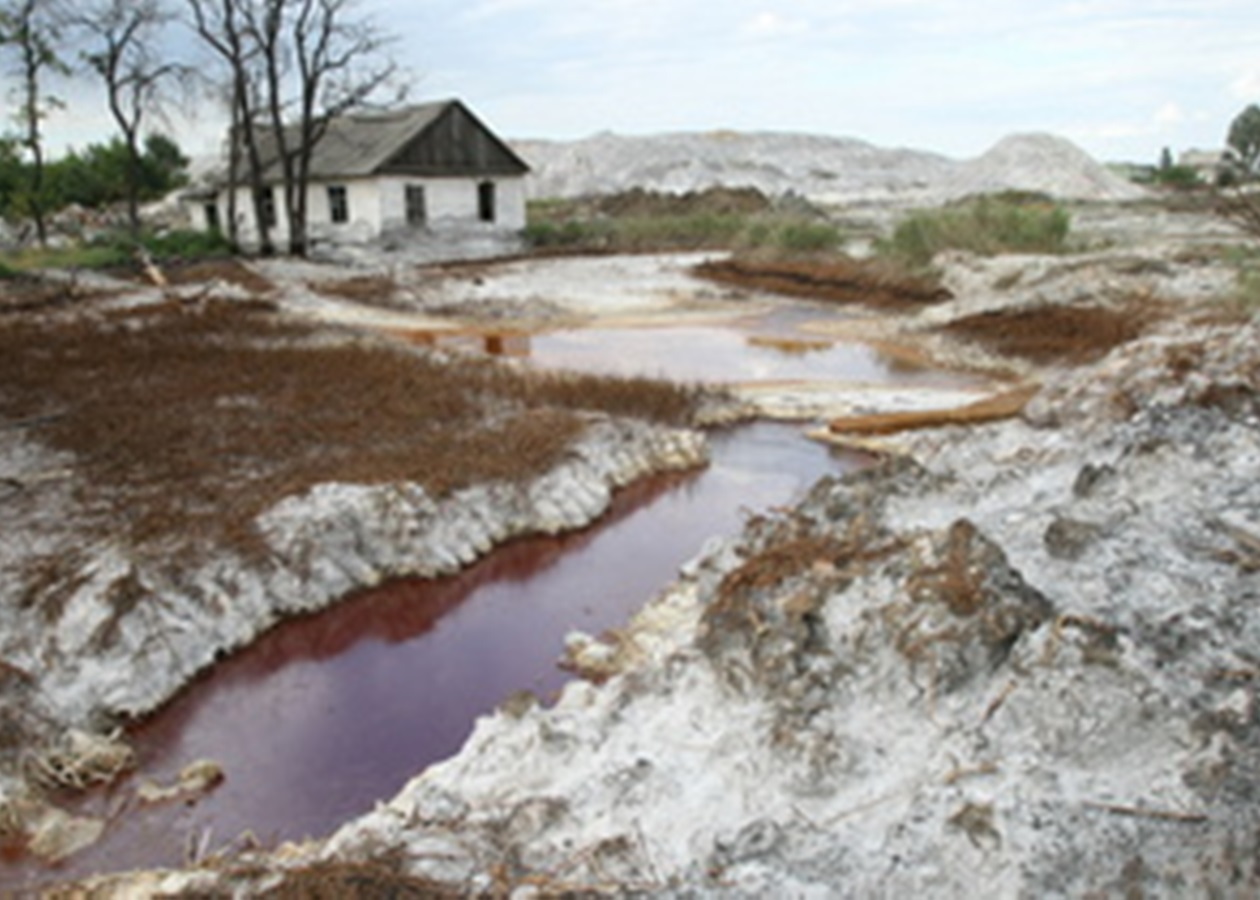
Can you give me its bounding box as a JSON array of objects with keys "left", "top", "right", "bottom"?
[
  {"left": 1154, "top": 102, "right": 1185, "bottom": 128},
  {"left": 740, "top": 11, "right": 807, "bottom": 39}
]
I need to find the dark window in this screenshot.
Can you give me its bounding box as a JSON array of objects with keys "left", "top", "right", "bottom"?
[
  {"left": 478, "top": 181, "right": 496, "bottom": 223},
  {"left": 328, "top": 185, "right": 349, "bottom": 224},
  {"left": 256, "top": 188, "right": 277, "bottom": 228},
  {"left": 405, "top": 185, "right": 427, "bottom": 226},
  {"left": 204, "top": 202, "right": 220, "bottom": 232}
]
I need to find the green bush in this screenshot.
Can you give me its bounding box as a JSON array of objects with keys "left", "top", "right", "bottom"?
[
  {"left": 524, "top": 204, "right": 844, "bottom": 256},
  {"left": 522, "top": 219, "right": 612, "bottom": 248},
  {"left": 1152, "top": 165, "right": 1203, "bottom": 190},
  {"left": 878, "top": 193, "right": 1072, "bottom": 270},
  {"left": 773, "top": 220, "right": 842, "bottom": 253},
  {"left": 142, "top": 228, "right": 234, "bottom": 262},
  {"left": 8, "top": 228, "right": 235, "bottom": 273},
  {"left": 614, "top": 213, "right": 745, "bottom": 249}
]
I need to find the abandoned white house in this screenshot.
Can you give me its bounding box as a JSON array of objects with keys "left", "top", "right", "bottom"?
[{"left": 187, "top": 100, "right": 530, "bottom": 250}]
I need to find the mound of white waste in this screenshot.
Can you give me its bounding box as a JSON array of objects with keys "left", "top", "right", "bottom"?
[
  {"left": 515, "top": 131, "right": 956, "bottom": 205},
  {"left": 515, "top": 130, "right": 1147, "bottom": 205},
  {"left": 946, "top": 132, "right": 1148, "bottom": 202}
]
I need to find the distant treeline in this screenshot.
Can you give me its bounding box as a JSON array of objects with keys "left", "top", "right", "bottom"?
[{"left": 0, "top": 134, "right": 189, "bottom": 226}]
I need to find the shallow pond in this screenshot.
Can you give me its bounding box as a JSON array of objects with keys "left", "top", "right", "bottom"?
[{"left": 401, "top": 306, "right": 971, "bottom": 388}]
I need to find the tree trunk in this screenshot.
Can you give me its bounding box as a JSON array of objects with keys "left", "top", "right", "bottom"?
[
  {"left": 22, "top": 37, "right": 47, "bottom": 247},
  {"left": 123, "top": 134, "right": 141, "bottom": 238}
]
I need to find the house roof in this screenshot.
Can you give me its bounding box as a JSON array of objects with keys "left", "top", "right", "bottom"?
[{"left": 245, "top": 99, "right": 529, "bottom": 184}]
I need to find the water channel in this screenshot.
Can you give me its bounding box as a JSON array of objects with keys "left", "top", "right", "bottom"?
[{"left": 12, "top": 308, "right": 977, "bottom": 891}]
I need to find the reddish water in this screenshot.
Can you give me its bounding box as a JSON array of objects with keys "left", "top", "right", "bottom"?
[{"left": 12, "top": 423, "right": 865, "bottom": 892}]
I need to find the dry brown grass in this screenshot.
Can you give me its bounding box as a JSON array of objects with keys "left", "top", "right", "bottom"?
[
  {"left": 160, "top": 260, "right": 275, "bottom": 295},
  {"left": 939, "top": 303, "right": 1157, "bottom": 366},
  {"left": 308, "top": 274, "right": 401, "bottom": 307},
  {"left": 694, "top": 256, "right": 951, "bottom": 310},
  {"left": 0, "top": 273, "right": 116, "bottom": 317},
  {"left": 0, "top": 302, "right": 701, "bottom": 561},
  {"left": 255, "top": 861, "right": 464, "bottom": 899}
]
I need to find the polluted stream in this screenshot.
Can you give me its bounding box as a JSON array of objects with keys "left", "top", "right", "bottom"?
[{"left": 15, "top": 310, "right": 969, "bottom": 890}]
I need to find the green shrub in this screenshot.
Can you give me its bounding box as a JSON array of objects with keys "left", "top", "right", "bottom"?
[
  {"left": 524, "top": 194, "right": 846, "bottom": 254},
  {"left": 773, "top": 220, "right": 842, "bottom": 253},
  {"left": 11, "top": 241, "right": 133, "bottom": 271},
  {"left": 1152, "top": 165, "right": 1203, "bottom": 190},
  {"left": 522, "top": 219, "right": 612, "bottom": 249},
  {"left": 614, "top": 213, "right": 745, "bottom": 249},
  {"left": 5, "top": 228, "right": 236, "bottom": 273},
  {"left": 878, "top": 193, "right": 1072, "bottom": 270},
  {"left": 141, "top": 228, "right": 234, "bottom": 262}
]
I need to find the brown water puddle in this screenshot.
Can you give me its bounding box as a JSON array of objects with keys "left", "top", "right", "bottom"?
[{"left": 11, "top": 424, "right": 865, "bottom": 892}]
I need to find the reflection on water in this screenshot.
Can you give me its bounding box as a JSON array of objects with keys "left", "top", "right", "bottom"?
[
  {"left": 529, "top": 324, "right": 945, "bottom": 385},
  {"left": 10, "top": 424, "right": 865, "bottom": 891},
  {"left": 392, "top": 329, "right": 532, "bottom": 357},
  {"left": 392, "top": 312, "right": 974, "bottom": 388}
]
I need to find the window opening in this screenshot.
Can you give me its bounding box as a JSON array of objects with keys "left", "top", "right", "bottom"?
[
  {"left": 328, "top": 185, "right": 349, "bottom": 224},
  {"left": 405, "top": 185, "right": 427, "bottom": 226},
  {"left": 478, "top": 181, "right": 496, "bottom": 223}
]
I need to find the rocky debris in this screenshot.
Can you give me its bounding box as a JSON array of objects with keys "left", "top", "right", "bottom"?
[
  {"left": 929, "top": 250, "right": 1235, "bottom": 326},
  {"left": 516, "top": 130, "right": 1147, "bottom": 205},
  {"left": 24, "top": 728, "right": 134, "bottom": 791},
  {"left": 409, "top": 252, "right": 735, "bottom": 321},
  {"left": 136, "top": 759, "right": 225, "bottom": 805},
  {"left": 168, "top": 313, "right": 1260, "bottom": 897},
  {"left": 26, "top": 807, "right": 105, "bottom": 864},
  {"left": 805, "top": 247, "right": 1244, "bottom": 379}
]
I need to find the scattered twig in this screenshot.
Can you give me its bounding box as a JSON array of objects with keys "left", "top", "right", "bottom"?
[
  {"left": 823, "top": 787, "right": 915, "bottom": 827},
  {"left": 1082, "top": 800, "right": 1208, "bottom": 824},
  {"left": 980, "top": 679, "right": 1019, "bottom": 725}
]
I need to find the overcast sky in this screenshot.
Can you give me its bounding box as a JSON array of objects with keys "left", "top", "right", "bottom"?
[{"left": 37, "top": 0, "right": 1260, "bottom": 164}]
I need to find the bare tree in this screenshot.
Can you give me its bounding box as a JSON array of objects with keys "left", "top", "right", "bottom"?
[
  {"left": 187, "top": 0, "right": 399, "bottom": 256},
  {"left": 186, "top": 0, "right": 273, "bottom": 254},
  {"left": 0, "top": 0, "right": 67, "bottom": 247},
  {"left": 245, "top": 0, "right": 400, "bottom": 256},
  {"left": 75, "top": 0, "right": 191, "bottom": 238}
]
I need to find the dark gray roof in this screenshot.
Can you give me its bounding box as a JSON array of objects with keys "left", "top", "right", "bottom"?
[
  {"left": 246, "top": 99, "right": 529, "bottom": 184},
  {"left": 301, "top": 103, "right": 451, "bottom": 178}
]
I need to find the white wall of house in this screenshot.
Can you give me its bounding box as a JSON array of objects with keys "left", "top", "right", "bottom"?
[{"left": 197, "top": 175, "right": 526, "bottom": 251}]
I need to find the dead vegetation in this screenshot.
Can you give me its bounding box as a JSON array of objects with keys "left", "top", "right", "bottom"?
[
  {"left": 255, "top": 861, "right": 465, "bottom": 900},
  {"left": 0, "top": 301, "right": 703, "bottom": 561},
  {"left": 0, "top": 273, "right": 115, "bottom": 317},
  {"left": 307, "top": 274, "right": 404, "bottom": 309},
  {"left": 693, "top": 256, "right": 951, "bottom": 310},
  {"left": 938, "top": 302, "right": 1158, "bottom": 365},
  {"left": 157, "top": 260, "right": 275, "bottom": 295}
]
